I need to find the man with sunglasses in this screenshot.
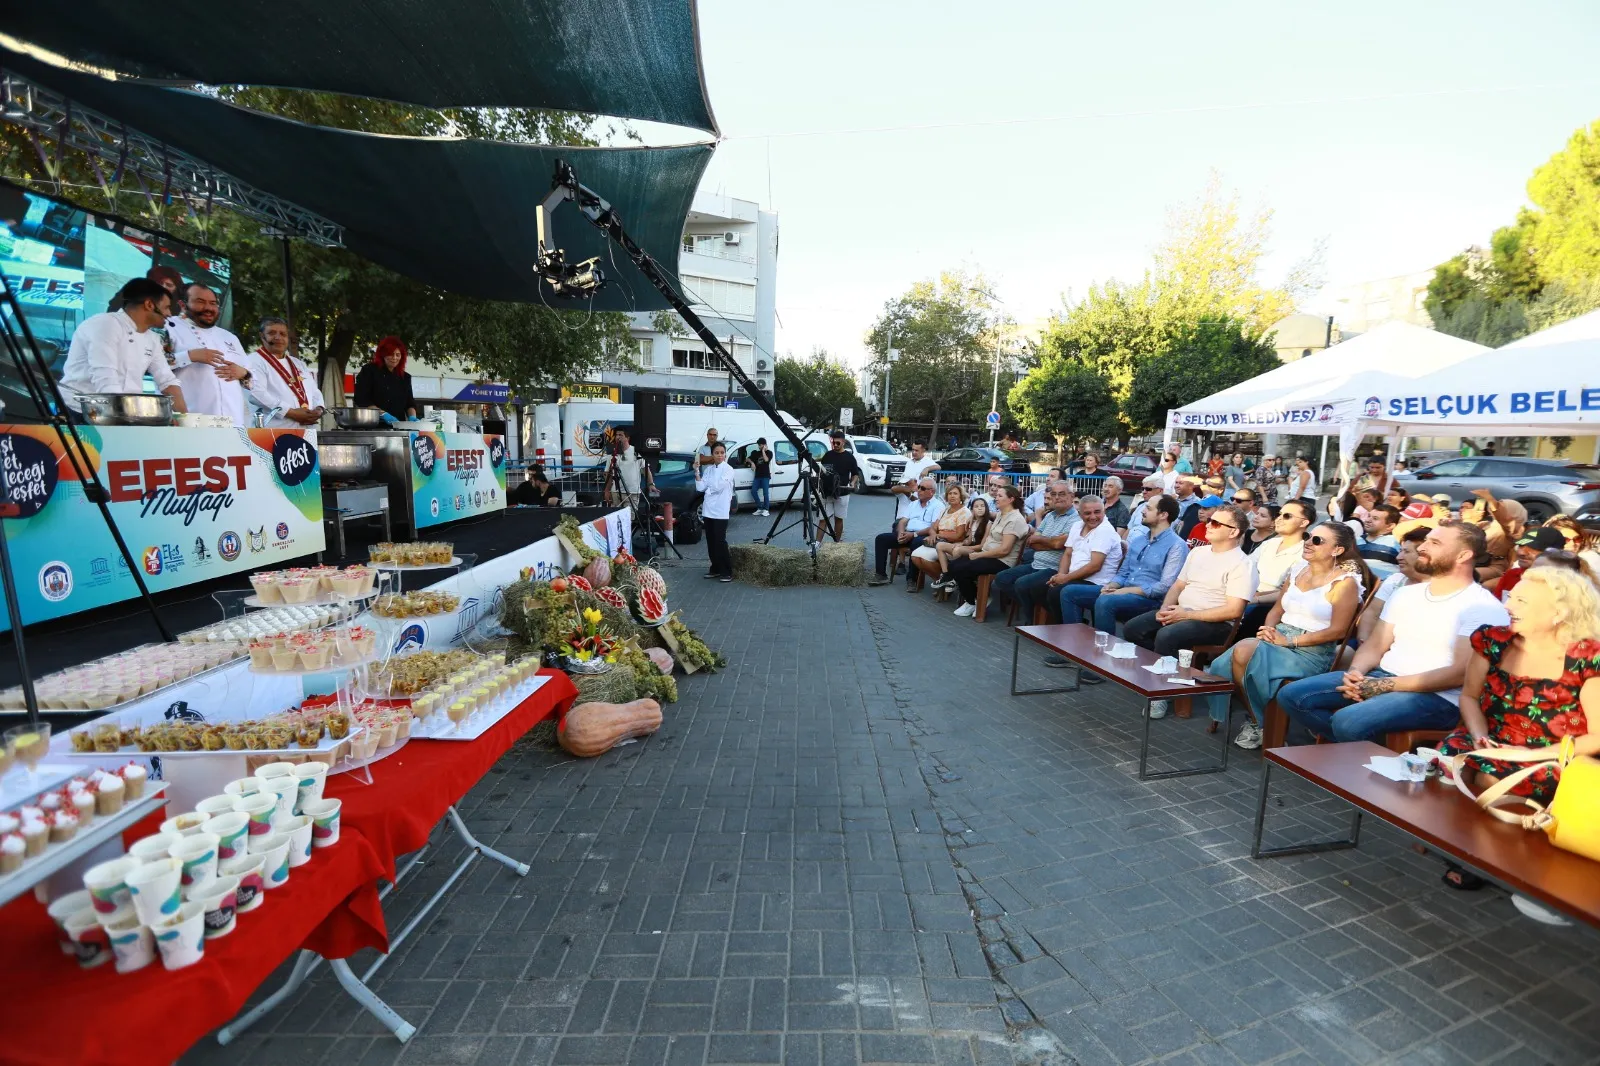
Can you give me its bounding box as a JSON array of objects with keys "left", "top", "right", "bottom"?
[
  {"left": 1124, "top": 503, "right": 1255, "bottom": 715},
  {"left": 1126, "top": 473, "right": 1166, "bottom": 539}
]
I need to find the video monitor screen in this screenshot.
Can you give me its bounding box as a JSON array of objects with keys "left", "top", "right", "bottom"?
[{"left": 0, "top": 180, "right": 232, "bottom": 419}]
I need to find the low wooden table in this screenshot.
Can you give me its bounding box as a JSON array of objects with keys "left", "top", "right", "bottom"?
[
  {"left": 1012, "top": 623, "right": 1235, "bottom": 780},
  {"left": 1254, "top": 741, "right": 1600, "bottom": 929}
]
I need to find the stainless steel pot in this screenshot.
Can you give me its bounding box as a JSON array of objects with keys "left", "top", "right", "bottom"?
[
  {"left": 318, "top": 443, "right": 374, "bottom": 479},
  {"left": 330, "top": 406, "right": 385, "bottom": 429},
  {"left": 80, "top": 393, "right": 175, "bottom": 426}
]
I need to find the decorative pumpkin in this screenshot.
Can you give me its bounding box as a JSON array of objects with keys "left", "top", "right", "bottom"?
[
  {"left": 558, "top": 698, "right": 662, "bottom": 757},
  {"left": 583, "top": 557, "right": 612, "bottom": 588}
]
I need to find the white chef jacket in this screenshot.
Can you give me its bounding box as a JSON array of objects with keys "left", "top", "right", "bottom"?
[
  {"left": 164, "top": 316, "right": 252, "bottom": 425},
  {"left": 57, "top": 310, "right": 180, "bottom": 414},
  {"left": 695, "top": 461, "right": 736, "bottom": 520},
  {"left": 242, "top": 348, "right": 326, "bottom": 428}
]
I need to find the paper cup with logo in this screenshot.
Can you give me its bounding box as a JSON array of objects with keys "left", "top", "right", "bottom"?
[
  {"left": 252, "top": 833, "right": 292, "bottom": 889},
  {"left": 302, "top": 798, "right": 342, "bottom": 847},
  {"left": 126, "top": 857, "right": 183, "bottom": 927},
  {"left": 294, "top": 762, "right": 328, "bottom": 813},
  {"left": 193, "top": 874, "right": 240, "bottom": 939},
  {"left": 195, "top": 794, "right": 239, "bottom": 818},
  {"left": 129, "top": 831, "right": 181, "bottom": 864},
  {"left": 102, "top": 910, "right": 157, "bottom": 973},
  {"left": 234, "top": 792, "right": 277, "bottom": 837},
  {"left": 223, "top": 776, "right": 263, "bottom": 799},
  {"left": 83, "top": 856, "right": 138, "bottom": 915},
  {"left": 47, "top": 890, "right": 93, "bottom": 955},
  {"left": 201, "top": 811, "right": 250, "bottom": 860},
  {"left": 153, "top": 900, "right": 207, "bottom": 970},
  {"left": 64, "top": 907, "right": 114, "bottom": 969},
  {"left": 170, "top": 832, "right": 220, "bottom": 898},
  {"left": 219, "top": 853, "right": 266, "bottom": 913},
  {"left": 263, "top": 775, "right": 299, "bottom": 826},
  {"left": 277, "top": 814, "right": 314, "bottom": 867},
  {"left": 160, "top": 811, "right": 210, "bottom": 837}
]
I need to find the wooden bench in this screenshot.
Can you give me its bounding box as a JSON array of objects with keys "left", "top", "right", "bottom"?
[
  {"left": 1252, "top": 741, "right": 1600, "bottom": 928},
  {"left": 1012, "top": 623, "right": 1234, "bottom": 780}
]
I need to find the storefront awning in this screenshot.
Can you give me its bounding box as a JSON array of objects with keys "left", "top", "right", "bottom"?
[
  {"left": 3, "top": 47, "right": 711, "bottom": 311},
  {"left": 0, "top": 0, "right": 717, "bottom": 133}
]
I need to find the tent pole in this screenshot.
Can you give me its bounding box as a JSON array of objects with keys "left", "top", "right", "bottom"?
[{"left": 1318, "top": 435, "right": 1328, "bottom": 503}]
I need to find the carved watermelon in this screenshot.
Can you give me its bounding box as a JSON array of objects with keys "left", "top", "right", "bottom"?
[
  {"left": 594, "top": 585, "right": 628, "bottom": 610},
  {"left": 583, "top": 557, "right": 612, "bottom": 588},
  {"left": 636, "top": 567, "right": 667, "bottom": 597},
  {"left": 636, "top": 586, "right": 667, "bottom": 625},
  {"left": 567, "top": 574, "right": 593, "bottom": 592}
]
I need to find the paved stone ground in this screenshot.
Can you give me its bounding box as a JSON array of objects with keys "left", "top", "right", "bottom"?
[{"left": 185, "top": 495, "right": 1600, "bottom": 1066}]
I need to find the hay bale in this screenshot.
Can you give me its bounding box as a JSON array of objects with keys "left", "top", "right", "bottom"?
[
  {"left": 571, "top": 665, "right": 638, "bottom": 704},
  {"left": 728, "top": 540, "right": 865, "bottom": 587}
]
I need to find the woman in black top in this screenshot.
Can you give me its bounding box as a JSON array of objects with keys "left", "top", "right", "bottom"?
[{"left": 354, "top": 336, "right": 417, "bottom": 420}]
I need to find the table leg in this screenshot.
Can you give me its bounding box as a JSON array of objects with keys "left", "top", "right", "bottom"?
[
  {"left": 217, "top": 948, "right": 321, "bottom": 1044},
  {"left": 449, "top": 804, "right": 531, "bottom": 875},
  {"left": 329, "top": 958, "right": 417, "bottom": 1042},
  {"left": 1251, "top": 759, "right": 1364, "bottom": 859},
  {"left": 1137, "top": 697, "right": 1231, "bottom": 781},
  {"left": 1010, "top": 632, "right": 1082, "bottom": 696}
]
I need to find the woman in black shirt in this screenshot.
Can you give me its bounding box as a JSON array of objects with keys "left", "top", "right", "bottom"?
[{"left": 354, "top": 336, "right": 417, "bottom": 420}]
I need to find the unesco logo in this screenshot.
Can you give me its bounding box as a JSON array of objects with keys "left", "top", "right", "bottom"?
[
  {"left": 218, "top": 531, "right": 241, "bottom": 561},
  {"left": 271, "top": 434, "right": 317, "bottom": 487}
]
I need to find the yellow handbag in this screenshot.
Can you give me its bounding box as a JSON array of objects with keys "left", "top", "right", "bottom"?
[{"left": 1444, "top": 737, "right": 1600, "bottom": 862}]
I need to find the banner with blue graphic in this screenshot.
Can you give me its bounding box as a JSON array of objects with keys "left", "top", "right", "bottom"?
[
  {"left": 410, "top": 431, "right": 507, "bottom": 529},
  {"left": 0, "top": 425, "right": 324, "bottom": 629}
]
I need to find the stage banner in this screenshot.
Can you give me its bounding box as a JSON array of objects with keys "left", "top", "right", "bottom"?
[
  {"left": 409, "top": 431, "right": 507, "bottom": 529},
  {"left": 0, "top": 425, "right": 324, "bottom": 629}
]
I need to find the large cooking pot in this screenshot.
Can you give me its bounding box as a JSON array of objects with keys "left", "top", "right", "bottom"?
[
  {"left": 329, "top": 406, "right": 385, "bottom": 429},
  {"left": 318, "top": 443, "right": 373, "bottom": 479},
  {"left": 80, "top": 393, "right": 174, "bottom": 427}
]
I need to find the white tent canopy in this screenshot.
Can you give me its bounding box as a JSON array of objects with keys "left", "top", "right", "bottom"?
[{"left": 1364, "top": 308, "right": 1600, "bottom": 437}]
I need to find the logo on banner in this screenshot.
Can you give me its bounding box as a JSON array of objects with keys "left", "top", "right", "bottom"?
[
  {"left": 275, "top": 521, "right": 290, "bottom": 541},
  {"left": 90, "top": 557, "right": 110, "bottom": 578},
  {"left": 429, "top": 497, "right": 440, "bottom": 518},
  {"left": 1168, "top": 410, "right": 1182, "bottom": 427},
  {"left": 218, "top": 531, "right": 242, "bottom": 561},
  {"left": 38, "top": 561, "right": 72, "bottom": 602},
  {"left": 271, "top": 434, "right": 317, "bottom": 487},
  {"left": 394, "top": 623, "right": 427, "bottom": 652},
  {"left": 191, "top": 536, "right": 212, "bottom": 565},
  {"left": 455, "top": 494, "right": 465, "bottom": 512},
  {"left": 1364, "top": 396, "right": 1382, "bottom": 418},
  {"left": 0, "top": 432, "right": 59, "bottom": 518},
  {"left": 488, "top": 437, "right": 506, "bottom": 468},
  {"left": 1317, "top": 404, "right": 1335, "bottom": 423},
  {"left": 247, "top": 528, "right": 266, "bottom": 553},
  {"left": 142, "top": 546, "right": 163, "bottom": 575},
  {"left": 411, "top": 434, "right": 437, "bottom": 477},
  {"left": 474, "top": 491, "right": 482, "bottom": 508}
]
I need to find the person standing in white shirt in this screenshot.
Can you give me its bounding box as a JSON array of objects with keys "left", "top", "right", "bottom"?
[
  {"left": 165, "top": 284, "right": 255, "bottom": 424},
  {"left": 243, "top": 316, "right": 326, "bottom": 428},
  {"left": 58, "top": 278, "right": 188, "bottom": 417},
  {"left": 890, "top": 441, "right": 941, "bottom": 528},
  {"left": 694, "top": 442, "right": 737, "bottom": 582}
]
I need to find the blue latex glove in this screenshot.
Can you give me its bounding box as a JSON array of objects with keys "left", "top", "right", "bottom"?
[{"left": 378, "top": 410, "right": 397, "bottom": 424}]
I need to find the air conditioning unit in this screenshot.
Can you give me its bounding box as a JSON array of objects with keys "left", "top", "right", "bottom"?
[
  {"left": 756, "top": 358, "right": 769, "bottom": 370},
  {"left": 723, "top": 231, "right": 741, "bottom": 245}
]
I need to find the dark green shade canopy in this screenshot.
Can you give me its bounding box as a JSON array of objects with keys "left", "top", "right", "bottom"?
[
  {"left": 4, "top": 48, "right": 712, "bottom": 311},
  {"left": 0, "top": 0, "right": 717, "bottom": 133}
]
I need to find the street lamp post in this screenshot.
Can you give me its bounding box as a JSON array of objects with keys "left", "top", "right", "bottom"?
[
  {"left": 967, "top": 286, "right": 1004, "bottom": 445},
  {"left": 881, "top": 333, "right": 898, "bottom": 440}
]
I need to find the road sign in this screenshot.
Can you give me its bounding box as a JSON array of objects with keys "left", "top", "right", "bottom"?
[
  {"left": 840, "top": 407, "right": 854, "bottom": 427},
  {"left": 986, "top": 410, "right": 1001, "bottom": 427},
  {"left": 879, "top": 416, "right": 889, "bottom": 425}
]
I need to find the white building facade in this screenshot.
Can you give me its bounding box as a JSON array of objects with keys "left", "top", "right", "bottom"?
[{"left": 621, "top": 192, "right": 779, "bottom": 397}]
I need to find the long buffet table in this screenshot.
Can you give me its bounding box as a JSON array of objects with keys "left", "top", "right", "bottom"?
[{"left": 0, "top": 671, "right": 578, "bottom": 1066}]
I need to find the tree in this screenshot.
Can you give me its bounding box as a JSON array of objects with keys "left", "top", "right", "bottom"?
[
  {"left": 774, "top": 349, "right": 867, "bottom": 431},
  {"left": 1527, "top": 119, "right": 1600, "bottom": 290},
  {"left": 863, "top": 272, "right": 1007, "bottom": 447},
  {"left": 1006, "top": 358, "right": 1120, "bottom": 449},
  {"left": 1122, "top": 320, "right": 1279, "bottom": 434}
]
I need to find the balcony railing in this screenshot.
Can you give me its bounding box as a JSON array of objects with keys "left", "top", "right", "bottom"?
[{"left": 680, "top": 242, "right": 755, "bottom": 266}]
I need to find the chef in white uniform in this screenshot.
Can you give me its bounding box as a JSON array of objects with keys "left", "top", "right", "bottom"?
[
  {"left": 243, "top": 316, "right": 326, "bottom": 429},
  {"left": 58, "top": 278, "right": 188, "bottom": 416},
  {"left": 165, "top": 283, "right": 255, "bottom": 424}
]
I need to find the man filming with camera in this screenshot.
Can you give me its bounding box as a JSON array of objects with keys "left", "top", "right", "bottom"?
[
  {"left": 602, "top": 427, "right": 653, "bottom": 508},
  {"left": 816, "top": 430, "right": 861, "bottom": 543}
]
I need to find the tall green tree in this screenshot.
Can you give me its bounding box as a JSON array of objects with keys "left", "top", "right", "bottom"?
[
  {"left": 1121, "top": 321, "right": 1279, "bottom": 433},
  {"left": 1527, "top": 119, "right": 1600, "bottom": 290},
  {"left": 1006, "top": 358, "right": 1120, "bottom": 449},
  {"left": 774, "top": 349, "right": 867, "bottom": 431}
]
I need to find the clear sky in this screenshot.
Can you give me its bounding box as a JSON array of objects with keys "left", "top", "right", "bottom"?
[{"left": 653, "top": 0, "right": 1600, "bottom": 371}]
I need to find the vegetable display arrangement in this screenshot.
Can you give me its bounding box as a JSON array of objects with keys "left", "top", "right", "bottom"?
[
  {"left": 666, "top": 615, "right": 725, "bottom": 672},
  {"left": 561, "top": 608, "right": 618, "bottom": 665}
]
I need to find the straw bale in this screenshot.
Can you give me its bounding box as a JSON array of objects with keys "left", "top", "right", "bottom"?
[{"left": 727, "top": 541, "right": 864, "bottom": 587}]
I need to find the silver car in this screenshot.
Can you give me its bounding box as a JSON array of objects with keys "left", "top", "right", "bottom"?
[{"left": 1396, "top": 456, "right": 1600, "bottom": 523}]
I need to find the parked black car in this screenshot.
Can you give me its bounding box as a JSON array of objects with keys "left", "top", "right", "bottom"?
[{"left": 935, "top": 446, "right": 1032, "bottom": 473}]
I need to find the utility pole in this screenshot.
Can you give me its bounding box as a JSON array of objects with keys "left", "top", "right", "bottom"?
[
  {"left": 881, "top": 332, "right": 897, "bottom": 440},
  {"left": 988, "top": 339, "right": 1002, "bottom": 445}
]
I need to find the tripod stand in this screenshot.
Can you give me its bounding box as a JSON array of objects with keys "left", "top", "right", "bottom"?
[
  {"left": 605, "top": 450, "right": 680, "bottom": 562},
  {"left": 756, "top": 463, "right": 828, "bottom": 556}
]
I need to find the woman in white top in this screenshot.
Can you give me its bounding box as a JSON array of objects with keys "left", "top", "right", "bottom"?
[
  {"left": 946, "top": 485, "right": 1028, "bottom": 617},
  {"left": 694, "top": 442, "right": 737, "bottom": 582},
  {"left": 1287, "top": 456, "right": 1316, "bottom": 503},
  {"left": 1238, "top": 500, "right": 1312, "bottom": 636},
  {"left": 1201, "top": 521, "right": 1370, "bottom": 748}
]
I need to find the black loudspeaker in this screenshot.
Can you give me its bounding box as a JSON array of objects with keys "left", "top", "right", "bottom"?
[{"left": 633, "top": 388, "right": 668, "bottom": 455}]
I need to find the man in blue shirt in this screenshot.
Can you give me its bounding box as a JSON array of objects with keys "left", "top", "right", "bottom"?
[
  {"left": 869, "top": 478, "right": 945, "bottom": 587},
  {"left": 1088, "top": 494, "right": 1189, "bottom": 635},
  {"left": 992, "top": 481, "right": 1078, "bottom": 619}
]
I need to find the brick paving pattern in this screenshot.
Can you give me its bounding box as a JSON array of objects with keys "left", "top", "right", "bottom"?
[{"left": 184, "top": 496, "right": 1600, "bottom": 1065}]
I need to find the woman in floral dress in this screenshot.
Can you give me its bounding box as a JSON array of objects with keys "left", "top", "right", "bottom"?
[{"left": 1440, "top": 564, "right": 1600, "bottom": 806}]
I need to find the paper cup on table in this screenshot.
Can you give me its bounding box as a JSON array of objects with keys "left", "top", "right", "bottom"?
[
  {"left": 203, "top": 812, "right": 250, "bottom": 860},
  {"left": 160, "top": 811, "right": 210, "bottom": 837},
  {"left": 263, "top": 775, "right": 299, "bottom": 827},
  {"left": 302, "top": 798, "right": 342, "bottom": 848},
  {"left": 294, "top": 762, "right": 328, "bottom": 813},
  {"left": 64, "top": 907, "right": 114, "bottom": 969},
  {"left": 153, "top": 900, "right": 207, "bottom": 970},
  {"left": 129, "top": 832, "right": 181, "bottom": 864},
  {"left": 223, "top": 776, "right": 263, "bottom": 799},
  {"left": 1177, "top": 649, "right": 1194, "bottom": 669},
  {"left": 126, "top": 857, "right": 184, "bottom": 927},
  {"left": 252, "top": 833, "right": 292, "bottom": 889},
  {"left": 83, "top": 856, "right": 138, "bottom": 915},
  {"left": 195, "top": 794, "right": 239, "bottom": 818},
  {"left": 47, "top": 890, "right": 93, "bottom": 955},
  {"left": 234, "top": 792, "right": 277, "bottom": 837},
  {"left": 254, "top": 761, "right": 299, "bottom": 781},
  {"left": 170, "top": 832, "right": 220, "bottom": 898},
  {"left": 102, "top": 910, "right": 157, "bottom": 973},
  {"left": 219, "top": 853, "right": 265, "bottom": 913},
  {"left": 277, "top": 814, "right": 314, "bottom": 867},
  {"left": 192, "top": 875, "right": 240, "bottom": 939}
]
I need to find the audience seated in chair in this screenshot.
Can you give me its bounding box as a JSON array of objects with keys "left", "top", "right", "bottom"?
[{"left": 992, "top": 482, "right": 1079, "bottom": 622}]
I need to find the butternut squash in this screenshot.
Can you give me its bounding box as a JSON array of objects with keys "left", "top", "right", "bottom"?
[{"left": 558, "top": 698, "right": 662, "bottom": 757}]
